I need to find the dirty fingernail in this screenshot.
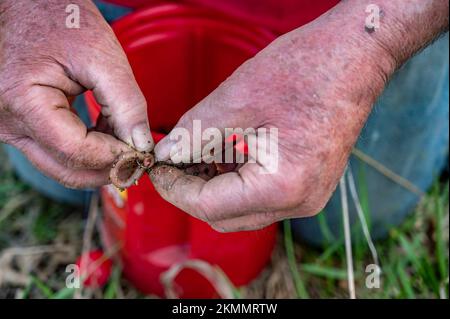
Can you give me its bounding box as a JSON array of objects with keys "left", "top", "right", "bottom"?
[
  {"left": 154, "top": 135, "right": 176, "bottom": 162},
  {"left": 132, "top": 123, "right": 153, "bottom": 152}
]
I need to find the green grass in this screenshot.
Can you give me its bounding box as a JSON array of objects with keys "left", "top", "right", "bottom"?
[
  {"left": 281, "top": 174, "right": 448, "bottom": 299},
  {"left": 283, "top": 220, "right": 309, "bottom": 298},
  {"left": 0, "top": 147, "right": 448, "bottom": 299}
]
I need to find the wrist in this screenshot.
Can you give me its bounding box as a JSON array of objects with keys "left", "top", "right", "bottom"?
[
  {"left": 298, "top": 2, "right": 398, "bottom": 106},
  {"left": 275, "top": 0, "right": 448, "bottom": 107}
]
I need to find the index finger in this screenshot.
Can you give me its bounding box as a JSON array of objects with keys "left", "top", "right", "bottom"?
[
  {"left": 22, "top": 85, "right": 130, "bottom": 170},
  {"left": 149, "top": 162, "right": 281, "bottom": 222}
]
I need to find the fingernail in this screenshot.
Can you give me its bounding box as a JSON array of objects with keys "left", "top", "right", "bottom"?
[
  {"left": 132, "top": 123, "right": 153, "bottom": 152},
  {"left": 154, "top": 135, "right": 176, "bottom": 162}
]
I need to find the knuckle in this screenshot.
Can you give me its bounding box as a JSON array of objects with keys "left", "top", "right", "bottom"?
[
  {"left": 57, "top": 142, "right": 84, "bottom": 169},
  {"left": 196, "top": 200, "right": 217, "bottom": 222},
  {"left": 8, "top": 136, "right": 31, "bottom": 149},
  {"left": 66, "top": 155, "right": 85, "bottom": 170},
  {"left": 58, "top": 172, "right": 83, "bottom": 189},
  {"left": 0, "top": 88, "right": 23, "bottom": 118},
  {"left": 120, "top": 94, "right": 147, "bottom": 119}
]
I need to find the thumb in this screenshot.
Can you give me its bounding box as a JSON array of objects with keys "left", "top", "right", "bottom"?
[
  {"left": 86, "top": 56, "right": 153, "bottom": 152},
  {"left": 150, "top": 84, "right": 282, "bottom": 222}
]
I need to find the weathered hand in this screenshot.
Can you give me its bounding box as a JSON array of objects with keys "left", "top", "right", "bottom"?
[
  {"left": 0, "top": 0, "right": 153, "bottom": 188},
  {"left": 150, "top": 0, "right": 447, "bottom": 232}
]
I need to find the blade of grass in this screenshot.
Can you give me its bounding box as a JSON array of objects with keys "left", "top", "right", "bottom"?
[
  {"left": 322, "top": 237, "right": 342, "bottom": 294},
  {"left": 51, "top": 287, "right": 75, "bottom": 299},
  {"left": 353, "top": 225, "right": 366, "bottom": 267},
  {"left": 356, "top": 163, "right": 372, "bottom": 227},
  {"left": 104, "top": 267, "right": 122, "bottom": 299},
  {"left": 353, "top": 164, "right": 371, "bottom": 263},
  {"left": 317, "top": 238, "right": 344, "bottom": 264},
  {"left": 348, "top": 168, "right": 379, "bottom": 268},
  {"left": 317, "top": 212, "right": 334, "bottom": 245},
  {"left": 19, "top": 280, "right": 34, "bottom": 299},
  {"left": 283, "top": 219, "right": 309, "bottom": 299},
  {"left": 383, "top": 263, "right": 401, "bottom": 298},
  {"left": 31, "top": 276, "right": 53, "bottom": 298},
  {"left": 397, "top": 233, "right": 439, "bottom": 294},
  {"left": 232, "top": 287, "right": 243, "bottom": 299},
  {"left": 435, "top": 184, "right": 448, "bottom": 281},
  {"left": 301, "top": 263, "right": 348, "bottom": 280},
  {"left": 351, "top": 148, "right": 424, "bottom": 196},
  {"left": 396, "top": 261, "right": 415, "bottom": 299}
]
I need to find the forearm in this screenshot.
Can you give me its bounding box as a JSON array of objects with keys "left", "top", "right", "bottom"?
[
  {"left": 272, "top": 0, "right": 449, "bottom": 106},
  {"left": 236, "top": 0, "right": 447, "bottom": 170},
  {"left": 254, "top": 0, "right": 448, "bottom": 153},
  {"left": 326, "top": 0, "right": 449, "bottom": 64},
  {"left": 150, "top": 0, "right": 448, "bottom": 230},
  {"left": 362, "top": 0, "right": 449, "bottom": 66}
]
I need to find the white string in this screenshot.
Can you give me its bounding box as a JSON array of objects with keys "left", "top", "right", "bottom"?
[
  {"left": 346, "top": 168, "right": 381, "bottom": 270},
  {"left": 339, "top": 172, "right": 356, "bottom": 299}
]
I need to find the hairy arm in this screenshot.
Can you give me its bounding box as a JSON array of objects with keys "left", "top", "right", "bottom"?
[{"left": 150, "top": 0, "right": 449, "bottom": 232}]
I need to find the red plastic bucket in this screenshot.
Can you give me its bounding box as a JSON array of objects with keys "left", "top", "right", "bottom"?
[{"left": 85, "top": 4, "right": 277, "bottom": 298}]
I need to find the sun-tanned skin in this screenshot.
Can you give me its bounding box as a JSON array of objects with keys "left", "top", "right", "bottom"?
[
  {"left": 0, "top": 0, "right": 153, "bottom": 188},
  {"left": 0, "top": 0, "right": 448, "bottom": 231},
  {"left": 150, "top": 0, "right": 449, "bottom": 232}
]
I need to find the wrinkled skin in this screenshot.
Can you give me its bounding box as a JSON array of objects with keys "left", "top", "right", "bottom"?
[
  {"left": 151, "top": 0, "right": 448, "bottom": 231},
  {"left": 150, "top": 26, "right": 390, "bottom": 231},
  {"left": 0, "top": 0, "right": 153, "bottom": 188},
  {"left": 0, "top": 0, "right": 447, "bottom": 231}
]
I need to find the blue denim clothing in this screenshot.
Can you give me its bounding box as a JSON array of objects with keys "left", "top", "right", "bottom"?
[
  {"left": 4, "top": 2, "right": 449, "bottom": 245},
  {"left": 292, "top": 33, "right": 449, "bottom": 245},
  {"left": 93, "top": 0, "right": 132, "bottom": 23},
  {"left": 3, "top": 97, "right": 93, "bottom": 206}
]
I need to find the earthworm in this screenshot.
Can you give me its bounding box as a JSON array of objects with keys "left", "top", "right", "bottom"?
[
  {"left": 109, "top": 151, "right": 155, "bottom": 189},
  {"left": 109, "top": 151, "right": 194, "bottom": 189},
  {"left": 109, "top": 151, "right": 234, "bottom": 189}
]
